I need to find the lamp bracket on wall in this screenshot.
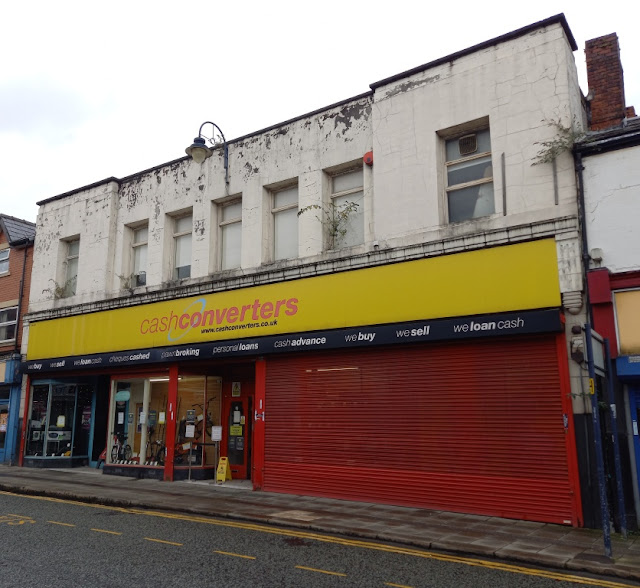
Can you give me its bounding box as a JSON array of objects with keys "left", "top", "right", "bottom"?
[{"left": 185, "top": 121, "right": 229, "bottom": 185}]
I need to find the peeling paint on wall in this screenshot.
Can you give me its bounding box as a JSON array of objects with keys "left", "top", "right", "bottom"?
[
  {"left": 194, "top": 219, "right": 205, "bottom": 236},
  {"left": 383, "top": 75, "right": 441, "bottom": 99},
  {"left": 320, "top": 102, "right": 371, "bottom": 136}
]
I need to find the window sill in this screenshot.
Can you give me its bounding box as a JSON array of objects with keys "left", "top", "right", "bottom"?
[
  {"left": 447, "top": 212, "right": 499, "bottom": 226},
  {"left": 326, "top": 242, "right": 365, "bottom": 253}
]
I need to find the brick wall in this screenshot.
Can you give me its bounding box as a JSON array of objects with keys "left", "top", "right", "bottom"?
[
  {"left": 585, "top": 33, "right": 626, "bottom": 130},
  {"left": 0, "top": 230, "right": 34, "bottom": 353}
]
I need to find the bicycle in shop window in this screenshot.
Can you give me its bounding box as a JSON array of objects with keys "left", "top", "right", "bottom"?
[
  {"left": 152, "top": 440, "right": 201, "bottom": 466},
  {"left": 152, "top": 399, "right": 216, "bottom": 466},
  {"left": 192, "top": 398, "right": 216, "bottom": 441},
  {"left": 148, "top": 427, "right": 199, "bottom": 466},
  {"left": 144, "top": 426, "right": 165, "bottom": 465},
  {"left": 111, "top": 431, "right": 132, "bottom": 463}
]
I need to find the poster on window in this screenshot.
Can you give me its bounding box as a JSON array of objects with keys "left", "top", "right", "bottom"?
[
  {"left": 81, "top": 408, "right": 91, "bottom": 430},
  {"left": 137, "top": 406, "right": 146, "bottom": 432},
  {"left": 0, "top": 413, "right": 7, "bottom": 433}
]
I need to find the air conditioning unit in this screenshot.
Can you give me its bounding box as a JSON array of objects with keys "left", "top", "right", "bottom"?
[{"left": 458, "top": 134, "right": 478, "bottom": 156}]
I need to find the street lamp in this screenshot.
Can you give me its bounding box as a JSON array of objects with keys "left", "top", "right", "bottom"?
[{"left": 185, "top": 121, "right": 229, "bottom": 185}]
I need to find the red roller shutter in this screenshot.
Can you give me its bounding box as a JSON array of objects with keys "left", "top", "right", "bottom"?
[{"left": 264, "top": 335, "right": 578, "bottom": 525}]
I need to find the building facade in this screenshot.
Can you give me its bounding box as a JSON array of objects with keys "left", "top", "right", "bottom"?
[
  {"left": 22, "top": 15, "right": 594, "bottom": 526},
  {"left": 576, "top": 33, "right": 640, "bottom": 527},
  {"left": 0, "top": 214, "right": 35, "bottom": 464}
]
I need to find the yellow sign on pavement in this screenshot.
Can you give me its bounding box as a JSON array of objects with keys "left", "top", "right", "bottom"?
[{"left": 217, "top": 457, "right": 232, "bottom": 483}]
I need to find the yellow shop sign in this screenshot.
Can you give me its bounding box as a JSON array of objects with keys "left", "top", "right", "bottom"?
[{"left": 27, "top": 239, "right": 560, "bottom": 360}]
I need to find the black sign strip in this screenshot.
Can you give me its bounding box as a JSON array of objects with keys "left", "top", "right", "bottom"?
[{"left": 23, "top": 309, "right": 561, "bottom": 373}]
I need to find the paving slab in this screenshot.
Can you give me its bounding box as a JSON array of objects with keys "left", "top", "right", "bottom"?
[{"left": 470, "top": 536, "right": 513, "bottom": 551}]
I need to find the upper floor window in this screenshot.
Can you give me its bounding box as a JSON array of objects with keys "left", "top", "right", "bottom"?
[
  {"left": 63, "top": 239, "right": 79, "bottom": 297},
  {"left": 330, "top": 168, "right": 364, "bottom": 249},
  {"left": 132, "top": 225, "right": 148, "bottom": 287},
  {"left": 0, "top": 249, "right": 8, "bottom": 274},
  {"left": 272, "top": 185, "right": 298, "bottom": 261},
  {"left": 173, "top": 214, "right": 192, "bottom": 280},
  {"left": 445, "top": 128, "right": 494, "bottom": 223},
  {"left": 219, "top": 199, "right": 242, "bottom": 270},
  {"left": 0, "top": 306, "right": 17, "bottom": 342}
]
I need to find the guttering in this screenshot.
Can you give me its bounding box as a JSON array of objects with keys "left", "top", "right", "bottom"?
[
  {"left": 8, "top": 237, "right": 33, "bottom": 248},
  {"left": 574, "top": 152, "right": 592, "bottom": 323},
  {"left": 574, "top": 129, "right": 640, "bottom": 157}
]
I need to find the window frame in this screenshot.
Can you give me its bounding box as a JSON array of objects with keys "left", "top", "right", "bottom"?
[
  {"left": 218, "top": 197, "right": 242, "bottom": 271},
  {"left": 271, "top": 184, "right": 299, "bottom": 261},
  {"left": 172, "top": 213, "right": 192, "bottom": 280},
  {"left": 0, "top": 248, "right": 9, "bottom": 274},
  {"left": 0, "top": 305, "right": 18, "bottom": 343},
  {"left": 443, "top": 125, "right": 495, "bottom": 224},
  {"left": 131, "top": 224, "right": 148, "bottom": 287},
  {"left": 329, "top": 167, "right": 364, "bottom": 249},
  {"left": 63, "top": 238, "right": 80, "bottom": 297}
]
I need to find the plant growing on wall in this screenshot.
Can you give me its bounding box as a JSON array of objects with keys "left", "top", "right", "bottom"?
[
  {"left": 117, "top": 273, "right": 137, "bottom": 295},
  {"left": 298, "top": 200, "right": 360, "bottom": 250},
  {"left": 532, "top": 118, "right": 584, "bottom": 166},
  {"left": 45, "top": 277, "right": 76, "bottom": 299}
]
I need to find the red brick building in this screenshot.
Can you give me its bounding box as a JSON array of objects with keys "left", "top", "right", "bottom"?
[{"left": 0, "top": 214, "right": 35, "bottom": 463}]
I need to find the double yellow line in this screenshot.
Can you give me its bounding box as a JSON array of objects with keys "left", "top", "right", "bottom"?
[{"left": 1, "top": 490, "right": 634, "bottom": 588}]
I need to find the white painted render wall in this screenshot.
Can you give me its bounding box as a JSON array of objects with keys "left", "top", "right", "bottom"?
[
  {"left": 28, "top": 21, "right": 584, "bottom": 315},
  {"left": 582, "top": 144, "right": 640, "bottom": 273},
  {"left": 372, "top": 21, "right": 582, "bottom": 248}
]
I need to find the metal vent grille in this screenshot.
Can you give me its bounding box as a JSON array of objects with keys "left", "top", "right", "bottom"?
[{"left": 458, "top": 134, "right": 478, "bottom": 156}]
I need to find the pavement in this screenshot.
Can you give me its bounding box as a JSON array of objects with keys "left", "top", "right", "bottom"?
[{"left": 1, "top": 465, "right": 640, "bottom": 583}]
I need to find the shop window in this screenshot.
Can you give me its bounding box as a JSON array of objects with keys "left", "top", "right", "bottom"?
[
  {"left": 132, "top": 224, "right": 148, "bottom": 287},
  {"left": 175, "top": 376, "right": 221, "bottom": 467},
  {"left": 445, "top": 127, "right": 494, "bottom": 223},
  {"left": 107, "top": 375, "right": 221, "bottom": 468},
  {"left": 272, "top": 184, "right": 298, "bottom": 261},
  {"left": 173, "top": 214, "right": 192, "bottom": 280},
  {"left": 0, "top": 248, "right": 8, "bottom": 274},
  {"left": 0, "top": 306, "right": 17, "bottom": 342},
  {"left": 329, "top": 168, "right": 364, "bottom": 249},
  {"left": 219, "top": 198, "right": 242, "bottom": 270},
  {"left": 25, "top": 382, "right": 93, "bottom": 459}
]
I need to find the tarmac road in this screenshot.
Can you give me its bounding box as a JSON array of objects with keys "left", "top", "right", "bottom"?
[{"left": 1, "top": 491, "right": 634, "bottom": 588}]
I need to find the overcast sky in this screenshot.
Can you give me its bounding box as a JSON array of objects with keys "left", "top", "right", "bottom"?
[{"left": 1, "top": 1, "right": 638, "bottom": 224}]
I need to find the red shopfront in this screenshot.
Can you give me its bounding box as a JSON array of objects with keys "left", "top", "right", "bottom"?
[
  {"left": 23, "top": 240, "right": 582, "bottom": 524},
  {"left": 259, "top": 331, "right": 581, "bottom": 526}
]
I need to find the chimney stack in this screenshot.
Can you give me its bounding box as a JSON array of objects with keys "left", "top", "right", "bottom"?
[{"left": 585, "top": 34, "right": 627, "bottom": 130}]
